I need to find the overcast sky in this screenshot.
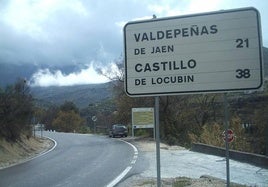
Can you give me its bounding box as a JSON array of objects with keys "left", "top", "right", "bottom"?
[{"left": 0, "top": 0, "right": 267, "bottom": 86}]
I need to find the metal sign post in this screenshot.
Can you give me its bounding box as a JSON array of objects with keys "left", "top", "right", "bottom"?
[
  {"left": 92, "top": 116, "right": 97, "bottom": 134},
  {"left": 224, "top": 93, "right": 230, "bottom": 187},
  {"left": 41, "top": 124, "right": 43, "bottom": 138},
  {"left": 155, "top": 96, "right": 161, "bottom": 187}
]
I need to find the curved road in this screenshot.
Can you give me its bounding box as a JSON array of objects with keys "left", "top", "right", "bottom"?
[{"left": 0, "top": 132, "right": 135, "bottom": 187}]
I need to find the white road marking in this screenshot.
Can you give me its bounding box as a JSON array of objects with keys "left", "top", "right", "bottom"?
[
  {"left": 106, "top": 139, "right": 139, "bottom": 187},
  {"left": 32, "top": 135, "right": 57, "bottom": 159}
]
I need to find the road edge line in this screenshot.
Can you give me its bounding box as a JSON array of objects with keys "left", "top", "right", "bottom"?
[
  {"left": 31, "top": 135, "right": 57, "bottom": 159},
  {"left": 106, "top": 139, "right": 138, "bottom": 187}
]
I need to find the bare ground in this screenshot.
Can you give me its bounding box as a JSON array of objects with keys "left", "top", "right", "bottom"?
[
  {"left": 119, "top": 175, "right": 247, "bottom": 187},
  {"left": 0, "top": 135, "right": 53, "bottom": 169},
  {"left": 118, "top": 138, "right": 248, "bottom": 187}
]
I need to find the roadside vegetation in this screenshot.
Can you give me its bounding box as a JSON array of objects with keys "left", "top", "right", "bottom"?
[
  {"left": 111, "top": 78, "right": 268, "bottom": 155},
  {"left": 39, "top": 101, "right": 87, "bottom": 133},
  {"left": 0, "top": 79, "right": 33, "bottom": 141}
]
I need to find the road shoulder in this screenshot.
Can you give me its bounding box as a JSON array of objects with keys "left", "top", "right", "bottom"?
[{"left": 118, "top": 138, "right": 254, "bottom": 187}]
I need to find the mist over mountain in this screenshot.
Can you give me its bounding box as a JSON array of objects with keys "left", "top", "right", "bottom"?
[
  {"left": 0, "top": 62, "right": 112, "bottom": 109},
  {"left": 31, "top": 82, "right": 113, "bottom": 109}
]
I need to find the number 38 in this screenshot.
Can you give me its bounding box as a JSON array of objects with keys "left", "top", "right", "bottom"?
[{"left": 236, "top": 69, "right": 251, "bottom": 79}]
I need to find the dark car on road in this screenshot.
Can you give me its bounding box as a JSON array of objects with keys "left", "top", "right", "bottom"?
[{"left": 109, "top": 124, "right": 128, "bottom": 138}]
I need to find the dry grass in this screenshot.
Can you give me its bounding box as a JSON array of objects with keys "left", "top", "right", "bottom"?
[
  {"left": 0, "top": 135, "right": 53, "bottom": 169},
  {"left": 122, "top": 176, "right": 248, "bottom": 187}
]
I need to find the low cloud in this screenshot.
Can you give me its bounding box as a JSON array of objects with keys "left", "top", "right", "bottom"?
[
  {"left": 30, "top": 63, "right": 109, "bottom": 87},
  {"left": 0, "top": 0, "right": 150, "bottom": 67}
]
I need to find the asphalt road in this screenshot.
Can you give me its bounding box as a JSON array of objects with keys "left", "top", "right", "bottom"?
[{"left": 0, "top": 132, "right": 135, "bottom": 187}]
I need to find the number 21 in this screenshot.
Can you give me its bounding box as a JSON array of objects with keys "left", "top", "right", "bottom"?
[{"left": 236, "top": 38, "right": 249, "bottom": 48}]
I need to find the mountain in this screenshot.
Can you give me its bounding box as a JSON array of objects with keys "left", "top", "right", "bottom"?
[
  {"left": 0, "top": 63, "right": 113, "bottom": 109},
  {"left": 31, "top": 83, "right": 113, "bottom": 109}
]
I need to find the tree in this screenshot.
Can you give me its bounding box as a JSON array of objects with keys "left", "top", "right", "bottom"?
[
  {"left": 192, "top": 122, "right": 223, "bottom": 147},
  {"left": 42, "top": 105, "right": 59, "bottom": 131},
  {"left": 80, "top": 99, "right": 117, "bottom": 132},
  {"left": 0, "top": 79, "right": 33, "bottom": 141},
  {"left": 60, "top": 101, "right": 79, "bottom": 114},
  {"left": 96, "top": 55, "right": 124, "bottom": 82},
  {"left": 253, "top": 105, "right": 268, "bottom": 155},
  {"left": 52, "top": 110, "right": 85, "bottom": 132}
]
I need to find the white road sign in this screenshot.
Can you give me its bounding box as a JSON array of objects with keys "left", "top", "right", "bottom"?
[
  {"left": 132, "top": 108, "right": 154, "bottom": 128},
  {"left": 124, "top": 7, "right": 263, "bottom": 97}
]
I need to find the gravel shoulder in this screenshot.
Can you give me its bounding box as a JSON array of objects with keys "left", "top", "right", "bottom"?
[
  {"left": 0, "top": 135, "right": 54, "bottom": 170},
  {"left": 118, "top": 138, "right": 265, "bottom": 187}
]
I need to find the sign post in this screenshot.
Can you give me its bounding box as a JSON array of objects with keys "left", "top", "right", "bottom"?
[
  {"left": 224, "top": 93, "right": 230, "bottom": 187},
  {"left": 92, "top": 116, "right": 97, "bottom": 134},
  {"left": 155, "top": 97, "right": 161, "bottom": 187},
  {"left": 124, "top": 7, "right": 263, "bottom": 187}
]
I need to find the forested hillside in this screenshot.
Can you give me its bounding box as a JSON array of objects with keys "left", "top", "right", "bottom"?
[{"left": 31, "top": 82, "right": 112, "bottom": 109}]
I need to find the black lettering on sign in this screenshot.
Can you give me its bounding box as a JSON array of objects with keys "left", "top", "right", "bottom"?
[
  {"left": 151, "top": 75, "right": 194, "bottom": 84},
  {"left": 134, "top": 59, "right": 196, "bottom": 73},
  {"left": 135, "top": 78, "right": 146, "bottom": 85},
  {"left": 133, "top": 25, "right": 218, "bottom": 42},
  {"left": 236, "top": 38, "right": 249, "bottom": 48},
  {"left": 134, "top": 48, "right": 146, "bottom": 55},
  {"left": 151, "top": 45, "right": 174, "bottom": 54},
  {"left": 236, "top": 69, "right": 251, "bottom": 79}
]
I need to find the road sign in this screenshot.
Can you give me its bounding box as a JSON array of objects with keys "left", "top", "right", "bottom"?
[
  {"left": 92, "top": 116, "right": 97, "bottom": 122},
  {"left": 132, "top": 108, "right": 154, "bottom": 128},
  {"left": 124, "top": 7, "right": 263, "bottom": 97},
  {"left": 223, "top": 129, "right": 235, "bottom": 143}
]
